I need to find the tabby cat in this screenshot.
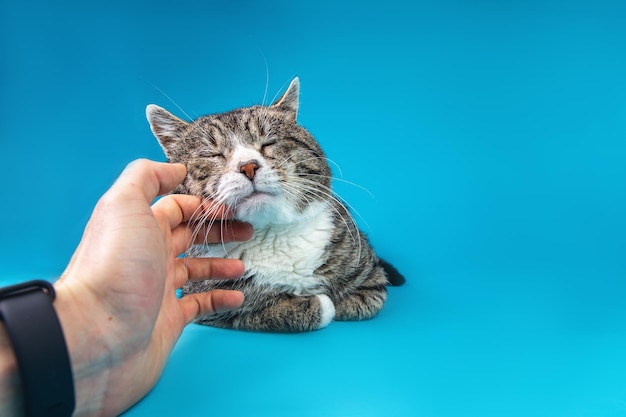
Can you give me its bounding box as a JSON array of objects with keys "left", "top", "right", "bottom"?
[{"left": 147, "top": 77, "right": 404, "bottom": 332}]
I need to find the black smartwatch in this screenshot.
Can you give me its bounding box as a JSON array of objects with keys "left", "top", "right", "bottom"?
[{"left": 0, "top": 280, "right": 75, "bottom": 417}]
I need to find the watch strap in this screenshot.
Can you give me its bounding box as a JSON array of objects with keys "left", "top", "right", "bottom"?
[{"left": 0, "top": 280, "right": 75, "bottom": 417}]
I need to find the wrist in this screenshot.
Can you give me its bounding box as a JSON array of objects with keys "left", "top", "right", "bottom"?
[
  {"left": 54, "top": 272, "right": 165, "bottom": 417},
  {"left": 53, "top": 282, "right": 112, "bottom": 417},
  {"left": 0, "top": 322, "right": 22, "bottom": 416}
]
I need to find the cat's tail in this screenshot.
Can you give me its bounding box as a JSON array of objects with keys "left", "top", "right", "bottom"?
[{"left": 379, "top": 258, "right": 406, "bottom": 286}]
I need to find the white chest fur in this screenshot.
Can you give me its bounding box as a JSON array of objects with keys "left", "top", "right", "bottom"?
[{"left": 197, "top": 201, "right": 334, "bottom": 295}]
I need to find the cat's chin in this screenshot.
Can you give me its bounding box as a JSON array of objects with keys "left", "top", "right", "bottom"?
[
  {"left": 234, "top": 192, "right": 277, "bottom": 224},
  {"left": 238, "top": 191, "right": 274, "bottom": 209},
  {"left": 234, "top": 192, "right": 302, "bottom": 229}
]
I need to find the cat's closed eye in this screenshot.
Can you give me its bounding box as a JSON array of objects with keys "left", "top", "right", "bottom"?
[
  {"left": 260, "top": 139, "right": 278, "bottom": 152},
  {"left": 197, "top": 151, "right": 225, "bottom": 159}
]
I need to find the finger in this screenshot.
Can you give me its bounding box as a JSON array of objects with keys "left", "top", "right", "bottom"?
[
  {"left": 153, "top": 194, "right": 239, "bottom": 231},
  {"left": 170, "top": 220, "right": 253, "bottom": 257},
  {"left": 172, "top": 258, "right": 245, "bottom": 289},
  {"left": 185, "top": 258, "right": 245, "bottom": 281},
  {"left": 110, "top": 159, "right": 187, "bottom": 204},
  {"left": 173, "top": 260, "right": 190, "bottom": 289},
  {"left": 170, "top": 224, "right": 195, "bottom": 259},
  {"left": 190, "top": 221, "right": 255, "bottom": 245},
  {"left": 152, "top": 194, "right": 203, "bottom": 231},
  {"left": 199, "top": 199, "right": 235, "bottom": 220},
  {"left": 180, "top": 290, "right": 245, "bottom": 324}
]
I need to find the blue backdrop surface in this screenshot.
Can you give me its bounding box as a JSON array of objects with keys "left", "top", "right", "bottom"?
[{"left": 1, "top": 1, "right": 626, "bottom": 416}]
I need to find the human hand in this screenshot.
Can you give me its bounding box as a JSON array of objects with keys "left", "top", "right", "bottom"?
[{"left": 53, "top": 159, "right": 253, "bottom": 416}]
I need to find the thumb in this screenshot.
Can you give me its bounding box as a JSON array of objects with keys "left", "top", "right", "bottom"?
[{"left": 112, "top": 159, "right": 186, "bottom": 204}]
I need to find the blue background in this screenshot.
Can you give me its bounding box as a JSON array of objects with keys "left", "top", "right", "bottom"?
[{"left": 2, "top": 1, "right": 626, "bottom": 416}]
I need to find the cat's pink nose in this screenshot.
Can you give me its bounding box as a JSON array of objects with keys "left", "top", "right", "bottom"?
[{"left": 239, "top": 162, "right": 258, "bottom": 180}]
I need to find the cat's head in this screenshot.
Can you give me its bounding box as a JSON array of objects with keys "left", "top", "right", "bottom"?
[{"left": 146, "top": 77, "right": 331, "bottom": 227}]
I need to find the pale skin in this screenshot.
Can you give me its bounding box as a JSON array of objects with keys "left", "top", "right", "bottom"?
[{"left": 0, "top": 159, "right": 254, "bottom": 416}]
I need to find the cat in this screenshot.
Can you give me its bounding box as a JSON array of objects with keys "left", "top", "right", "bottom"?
[{"left": 146, "top": 77, "right": 405, "bottom": 332}]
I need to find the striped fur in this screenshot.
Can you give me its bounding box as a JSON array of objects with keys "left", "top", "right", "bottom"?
[{"left": 147, "top": 78, "right": 403, "bottom": 332}]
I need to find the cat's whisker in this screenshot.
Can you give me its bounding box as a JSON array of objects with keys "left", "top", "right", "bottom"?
[
  {"left": 281, "top": 180, "right": 363, "bottom": 265},
  {"left": 306, "top": 173, "right": 375, "bottom": 199},
  {"left": 276, "top": 155, "right": 362, "bottom": 198},
  {"left": 273, "top": 150, "right": 311, "bottom": 169},
  {"left": 260, "top": 50, "right": 270, "bottom": 106},
  {"left": 281, "top": 179, "right": 361, "bottom": 240},
  {"left": 149, "top": 82, "right": 195, "bottom": 122},
  {"left": 177, "top": 198, "right": 205, "bottom": 273},
  {"left": 184, "top": 192, "right": 235, "bottom": 260},
  {"left": 324, "top": 157, "right": 345, "bottom": 179},
  {"left": 287, "top": 172, "right": 373, "bottom": 232},
  {"left": 286, "top": 177, "right": 365, "bottom": 237},
  {"left": 274, "top": 151, "right": 344, "bottom": 180},
  {"left": 188, "top": 201, "right": 210, "bottom": 244},
  {"left": 205, "top": 190, "right": 239, "bottom": 257},
  {"left": 284, "top": 178, "right": 358, "bottom": 235}
]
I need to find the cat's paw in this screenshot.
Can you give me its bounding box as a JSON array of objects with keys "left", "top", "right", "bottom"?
[{"left": 316, "top": 294, "right": 335, "bottom": 328}]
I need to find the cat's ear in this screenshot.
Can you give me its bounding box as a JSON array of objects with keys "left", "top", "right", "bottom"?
[
  {"left": 146, "top": 104, "right": 189, "bottom": 150},
  {"left": 271, "top": 77, "right": 299, "bottom": 121}
]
